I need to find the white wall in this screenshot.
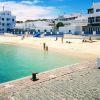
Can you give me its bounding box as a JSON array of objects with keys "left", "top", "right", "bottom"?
[{"left": 59, "top": 25, "right": 82, "bottom": 34}]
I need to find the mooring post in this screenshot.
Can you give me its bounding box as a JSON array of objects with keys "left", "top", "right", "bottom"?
[{"left": 32, "top": 73, "right": 39, "bottom": 81}]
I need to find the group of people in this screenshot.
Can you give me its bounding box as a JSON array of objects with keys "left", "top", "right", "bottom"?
[
  {"left": 82, "top": 36, "right": 93, "bottom": 43},
  {"left": 43, "top": 43, "right": 48, "bottom": 51}
]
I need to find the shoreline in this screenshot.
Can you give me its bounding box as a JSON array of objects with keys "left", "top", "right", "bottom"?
[
  {"left": 0, "top": 36, "right": 97, "bottom": 60},
  {"left": 0, "top": 62, "right": 80, "bottom": 85}
]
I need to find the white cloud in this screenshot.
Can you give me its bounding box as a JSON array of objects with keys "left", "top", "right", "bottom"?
[
  {"left": 32, "top": 0, "right": 43, "bottom": 4},
  {"left": 0, "top": 1, "right": 57, "bottom": 21},
  {"left": 21, "top": 0, "right": 43, "bottom": 5},
  {"left": 21, "top": 1, "right": 33, "bottom": 5}
]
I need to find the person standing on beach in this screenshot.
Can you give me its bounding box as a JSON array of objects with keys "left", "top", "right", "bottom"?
[
  {"left": 43, "top": 43, "right": 46, "bottom": 50},
  {"left": 21, "top": 35, "right": 25, "bottom": 40},
  {"left": 61, "top": 36, "right": 64, "bottom": 44}
]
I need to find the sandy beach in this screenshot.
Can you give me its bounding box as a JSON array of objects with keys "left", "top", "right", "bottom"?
[{"left": 0, "top": 34, "right": 99, "bottom": 60}]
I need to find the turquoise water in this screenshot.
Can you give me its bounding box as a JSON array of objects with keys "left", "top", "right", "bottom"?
[{"left": 0, "top": 44, "right": 80, "bottom": 83}]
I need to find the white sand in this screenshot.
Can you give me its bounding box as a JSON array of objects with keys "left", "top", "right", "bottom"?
[{"left": 0, "top": 35, "right": 99, "bottom": 60}]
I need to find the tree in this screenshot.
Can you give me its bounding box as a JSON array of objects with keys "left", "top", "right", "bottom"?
[{"left": 56, "top": 22, "right": 64, "bottom": 30}]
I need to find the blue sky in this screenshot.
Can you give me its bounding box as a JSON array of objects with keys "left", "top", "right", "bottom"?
[{"left": 0, "top": 0, "right": 100, "bottom": 20}]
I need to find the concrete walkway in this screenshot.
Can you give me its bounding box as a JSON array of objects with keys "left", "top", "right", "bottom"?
[{"left": 0, "top": 60, "right": 100, "bottom": 100}]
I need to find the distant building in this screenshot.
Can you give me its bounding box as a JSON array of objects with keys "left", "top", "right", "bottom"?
[
  {"left": 82, "top": 2, "right": 100, "bottom": 35},
  {"left": 0, "top": 10, "right": 16, "bottom": 33},
  {"left": 15, "top": 21, "right": 53, "bottom": 33},
  {"left": 56, "top": 13, "right": 81, "bottom": 20},
  {"left": 55, "top": 13, "right": 81, "bottom": 24},
  {"left": 15, "top": 14, "right": 88, "bottom": 35},
  {"left": 59, "top": 16, "right": 88, "bottom": 34},
  {"left": 56, "top": 13, "right": 88, "bottom": 34}
]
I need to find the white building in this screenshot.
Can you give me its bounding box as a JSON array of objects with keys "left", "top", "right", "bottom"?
[
  {"left": 0, "top": 11, "right": 16, "bottom": 33},
  {"left": 16, "top": 22, "right": 25, "bottom": 29},
  {"left": 15, "top": 13, "right": 88, "bottom": 35},
  {"left": 57, "top": 14, "right": 88, "bottom": 34},
  {"left": 16, "top": 21, "right": 53, "bottom": 32},
  {"left": 82, "top": 2, "right": 100, "bottom": 35}
]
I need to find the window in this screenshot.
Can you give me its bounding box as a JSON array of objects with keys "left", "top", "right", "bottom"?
[
  {"left": 2, "top": 23, "right": 5, "bottom": 26},
  {"left": 88, "top": 17, "right": 94, "bottom": 23},
  {"left": 2, "top": 28, "right": 4, "bottom": 31},
  {"left": 7, "top": 23, "right": 10, "bottom": 26},
  {"left": 96, "top": 17, "right": 100, "bottom": 22},
  {"left": 12, "top": 19, "right": 14, "bottom": 21},
  {"left": 7, "top": 18, "right": 10, "bottom": 21},
  {"left": 0, "top": 22, "right": 1, "bottom": 25},
  {"left": 96, "top": 9, "right": 100, "bottom": 12},
  {"left": 7, "top": 28, "right": 11, "bottom": 32},
  {"left": 88, "top": 8, "right": 94, "bottom": 14},
  {"left": 2, "top": 18, "right": 4, "bottom": 21}
]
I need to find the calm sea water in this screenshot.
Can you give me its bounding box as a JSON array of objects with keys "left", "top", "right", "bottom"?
[{"left": 0, "top": 44, "right": 80, "bottom": 83}]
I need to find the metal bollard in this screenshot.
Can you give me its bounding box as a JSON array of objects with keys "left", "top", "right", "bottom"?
[{"left": 32, "top": 73, "right": 39, "bottom": 81}]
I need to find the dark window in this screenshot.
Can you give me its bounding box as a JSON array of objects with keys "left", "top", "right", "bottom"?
[
  {"left": 0, "top": 22, "right": 1, "bottom": 25},
  {"left": 2, "top": 28, "right": 4, "bottom": 31},
  {"left": 88, "top": 8, "right": 94, "bottom": 14},
  {"left": 7, "top": 23, "right": 10, "bottom": 26},
  {"left": 96, "top": 9, "right": 100, "bottom": 12},
  {"left": 12, "top": 19, "right": 14, "bottom": 21},
  {"left": 2, "top": 18, "right": 4, "bottom": 20},
  {"left": 7, "top": 18, "right": 10, "bottom": 21},
  {"left": 2, "top": 23, "right": 5, "bottom": 26},
  {"left": 88, "top": 17, "right": 95, "bottom": 23},
  {"left": 96, "top": 17, "right": 100, "bottom": 22},
  {"left": 7, "top": 28, "right": 11, "bottom": 32}
]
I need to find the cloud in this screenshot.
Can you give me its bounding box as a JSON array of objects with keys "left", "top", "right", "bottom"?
[
  {"left": 21, "top": 0, "right": 43, "bottom": 5},
  {"left": 21, "top": 1, "right": 33, "bottom": 5},
  {"left": 0, "top": 1, "right": 57, "bottom": 21}
]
